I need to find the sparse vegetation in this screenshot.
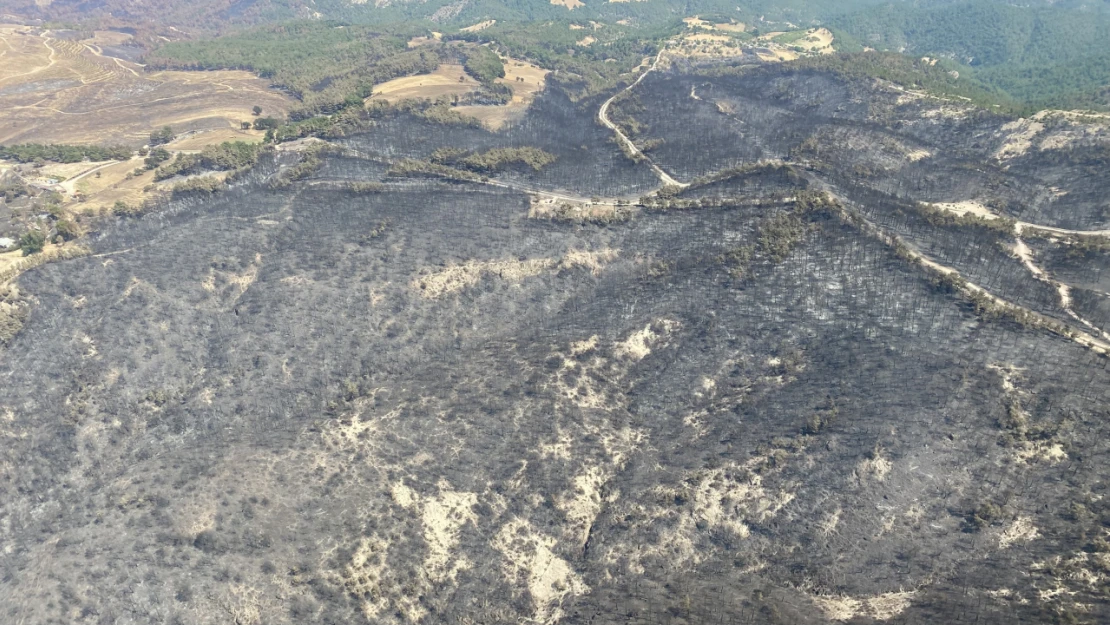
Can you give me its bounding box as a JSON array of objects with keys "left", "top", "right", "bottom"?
[
  {"left": 154, "top": 142, "right": 267, "bottom": 181},
  {"left": 431, "top": 146, "right": 557, "bottom": 173}
]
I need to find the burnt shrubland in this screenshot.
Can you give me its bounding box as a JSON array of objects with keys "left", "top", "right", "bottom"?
[{"left": 2, "top": 62, "right": 1110, "bottom": 625}]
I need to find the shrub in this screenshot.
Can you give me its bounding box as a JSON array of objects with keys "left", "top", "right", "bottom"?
[
  {"left": 54, "top": 219, "right": 80, "bottom": 241},
  {"left": 19, "top": 230, "right": 46, "bottom": 255},
  {"left": 149, "top": 126, "right": 176, "bottom": 146}
]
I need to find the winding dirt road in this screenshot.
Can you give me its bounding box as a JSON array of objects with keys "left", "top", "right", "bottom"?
[{"left": 598, "top": 45, "right": 688, "bottom": 188}]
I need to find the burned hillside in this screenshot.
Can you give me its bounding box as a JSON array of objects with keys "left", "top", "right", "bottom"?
[{"left": 2, "top": 62, "right": 1110, "bottom": 625}]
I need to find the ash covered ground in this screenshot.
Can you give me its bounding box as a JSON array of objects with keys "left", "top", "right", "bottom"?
[{"left": 3, "top": 62, "right": 1110, "bottom": 625}]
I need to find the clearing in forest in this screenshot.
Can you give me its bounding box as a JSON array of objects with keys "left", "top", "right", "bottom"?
[
  {"left": 550, "top": 0, "right": 585, "bottom": 9},
  {"left": 460, "top": 20, "right": 495, "bottom": 33},
  {"left": 454, "top": 59, "right": 550, "bottom": 130},
  {"left": 368, "top": 64, "right": 481, "bottom": 103},
  {"left": 0, "top": 25, "right": 293, "bottom": 146},
  {"left": 407, "top": 32, "right": 442, "bottom": 47},
  {"left": 778, "top": 28, "right": 835, "bottom": 54},
  {"left": 166, "top": 129, "right": 265, "bottom": 151}
]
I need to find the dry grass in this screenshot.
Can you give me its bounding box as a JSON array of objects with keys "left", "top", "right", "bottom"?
[
  {"left": 0, "top": 242, "right": 89, "bottom": 285},
  {"left": 367, "top": 64, "right": 479, "bottom": 103},
  {"left": 682, "top": 17, "right": 712, "bottom": 29},
  {"left": 995, "top": 118, "right": 1046, "bottom": 159},
  {"left": 550, "top": 0, "right": 585, "bottom": 8},
  {"left": 715, "top": 22, "right": 747, "bottom": 33},
  {"left": 36, "top": 161, "right": 112, "bottom": 181},
  {"left": 576, "top": 35, "right": 596, "bottom": 47},
  {"left": 792, "top": 28, "right": 836, "bottom": 55},
  {"left": 166, "top": 128, "right": 265, "bottom": 151},
  {"left": 454, "top": 57, "right": 549, "bottom": 130},
  {"left": 459, "top": 20, "right": 495, "bottom": 33},
  {"left": 406, "top": 32, "right": 442, "bottom": 48},
  {"left": 0, "top": 25, "right": 293, "bottom": 146}
]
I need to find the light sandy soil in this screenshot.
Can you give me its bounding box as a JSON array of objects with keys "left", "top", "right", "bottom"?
[
  {"left": 367, "top": 64, "right": 480, "bottom": 103},
  {"left": 493, "top": 518, "right": 589, "bottom": 624},
  {"left": 576, "top": 36, "right": 596, "bottom": 47},
  {"left": 459, "top": 20, "right": 495, "bottom": 33},
  {"left": 927, "top": 200, "right": 997, "bottom": 219},
  {"left": 811, "top": 591, "right": 916, "bottom": 622},
  {"left": 550, "top": 0, "right": 585, "bottom": 8},
  {"left": 0, "top": 26, "right": 293, "bottom": 146},
  {"left": 995, "top": 118, "right": 1046, "bottom": 159},
  {"left": 757, "top": 48, "right": 800, "bottom": 62}
]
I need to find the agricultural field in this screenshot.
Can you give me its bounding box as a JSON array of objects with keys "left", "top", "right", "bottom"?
[
  {"left": 368, "top": 64, "right": 482, "bottom": 103},
  {"left": 670, "top": 19, "right": 836, "bottom": 63},
  {"left": 0, "top": 24, "right": 293, "bottom": 146}
]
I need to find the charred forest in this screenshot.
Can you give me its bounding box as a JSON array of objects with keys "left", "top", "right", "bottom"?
[{"left": 2, "top": 58, "right": 1110, "bottom": 625}]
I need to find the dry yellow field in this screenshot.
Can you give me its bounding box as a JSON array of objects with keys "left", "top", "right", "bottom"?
[
  {"left": 793, "top": 28, "right": 835, "bottom": 54},
  {"left": 0, "top": 25, "right": 294, "bottom": 146},
  {"left": 70, "top": 158, "right": 162, "bottom": 211},
  {"left": 454, "top": 58, "right": 550, "bottom": 130},
  {"left": 36, "top": 160, "right": 113, "bottom": 181},
  {"left": 167, "top": 128, "right": 266, "bottom": 151},
  {"left": 550, "top": 0, "right": 585, "bottom": 9},
  {"left": 367, "top": 55, "right": 548, "bottom": 131},
  {"left": 460, "top": 20, "right": 495, "bottom": 33},
  {"left": 715, "top": 22, "right": 747, "bottom": 33},
  {"left": 368, "top": 64, "right": 481, "bottom": 103}
]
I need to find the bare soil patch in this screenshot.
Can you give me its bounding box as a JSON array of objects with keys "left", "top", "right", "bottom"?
[{"left": 550, "top": 0, "right": 585, "bottom": 8}]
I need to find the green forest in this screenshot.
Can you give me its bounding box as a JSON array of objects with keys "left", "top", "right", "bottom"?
[
  {"left": 145, "top": 21, "right": 440, "bottom": 117},
  {"left": 829, "top": 1, "right": 1110, "bottom": 111},
  {"left": 140, "top": 0, "right": 1110, "bottom": 123},
  {"left": 0, "top": 144, "right": 133, "bottom": 164}
]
